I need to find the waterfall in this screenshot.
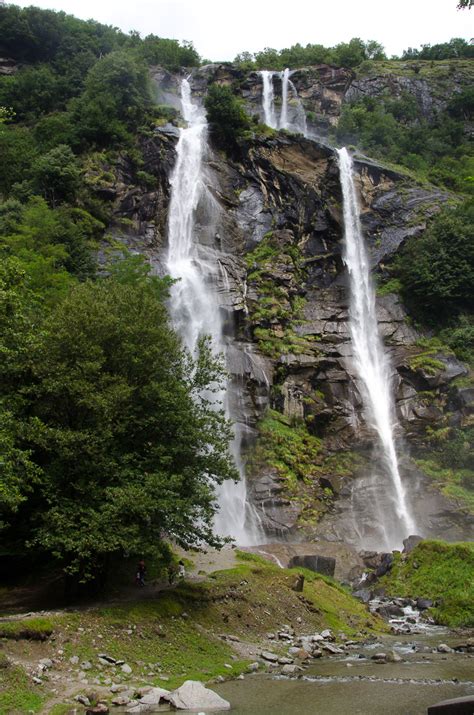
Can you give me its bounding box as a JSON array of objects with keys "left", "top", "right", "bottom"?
[
  {"left": 260, "top": 70, "right": 277, "bottom": 129},
  {"left": 260, "top": 68, "right": 306, "bottom": 135},
  {"left": 279, "top": 67, "right": 290, "bottom": 130},
  {"left": 166, "top": 78, "right": 259, "bottom": 545},
  {"left": 337, "top": 147, "right": 416, "bottom": 550}
]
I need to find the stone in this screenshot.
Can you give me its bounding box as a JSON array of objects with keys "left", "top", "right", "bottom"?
[
  {"left": 259, "top": 651, "right": 279, "bottom": 663},
  {"left": 427, "top": 695, "right": 474, "bottom": 714},
  {"left": 437, "top": 644, "right": 453, "bottom": 653},
  {"left": 111, "top": 694, "right": 131, "bottom": 706},
  {"left": 121, "top": 663, "right": 132, "bottom": 674},
  {"left": 403, "top": 535, "right": 423, "bottom": 553},
  {"left": 291, "top": 574, "right": 305, "bottom": 592},
  {"left": 110, "top": 684, "right": 128, "bottom": 693},
  {"left": 323, "top": 643, "right": 344, "bottom": 655},
  {"left": 417, "top": 597, "right": 434, "bottom": 610},
  {"left": 86, "top": 706, "right": 109, "bottom": 715},
  {"left": 75, "top": 694, "right": 91, "bottom": 706},
  {"left": 278, "top": 657, "right": 294, "bottom": 665},
  {"left": 281, "top": 664, "right": 300, "bottom": 675},
  {"left": 164, "top": 680, "right": 230, "bottom": 711},
  {"left": 288, "top": 554, "right": 336, "bottom": 577},
  {"left": 247, "top": 662, "right": 259, "bottom": 672},
  {"left": 386, "top": 650, "right": 402, "bottom": 663},
  {"left": 39, "top": 658, "right": 53, "bottom": 669},
  {"left": 353, "top": 589, "right": 371, "bottom": 603},
  {"left": 69, "top": 656, "right": 79, "bottom": 665},
  {"left": 81, "top": 661, "right": 92, "bottom": 670},
  {"left": 320, "top": 629, "right": 333, "bottom": 640}
]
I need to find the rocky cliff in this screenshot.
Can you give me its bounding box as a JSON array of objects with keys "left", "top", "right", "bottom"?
[{"left": 91, "top": 66, "right": 473, "bottom": 547}]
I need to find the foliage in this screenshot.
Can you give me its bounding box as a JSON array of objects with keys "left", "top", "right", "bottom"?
[
  {"left": 137, "top": 35, "right": 200, "bottom": 70},
  {"left": 333, "top": 91, "right": 473, "bottom": 194},
  {"left": 395, "top": 200, "right": 473, "bottom": 322},
  {"left": 379, "top": 540, "right": 474, "bottom": 626},
  {"left": 235, "top": 38, "right": 386, "bottom": 70},
  {"left": 1, "top": 260, "right": 237, "bottom": 581},
  {"left": 249, "top": 409, "right": 322, "bottom": 488},
  {"left": 402, "top": 37, "right": 474, "bottom": 60},
  {"left": 204, "top": 84, "right": 251, "bottom": 150}
]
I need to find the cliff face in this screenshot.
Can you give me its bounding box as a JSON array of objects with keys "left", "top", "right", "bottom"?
[{"left": 96, "top": 67, "right": 473, "bottom": 545}]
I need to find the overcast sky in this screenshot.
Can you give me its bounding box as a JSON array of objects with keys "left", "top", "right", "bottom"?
[{"left": 15, "top": 0, "right": 473, "bottom": 61}]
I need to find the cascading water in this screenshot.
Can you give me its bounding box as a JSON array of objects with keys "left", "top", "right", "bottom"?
[
  {"left": 166, "top": 78, "right": 260, "bottom": 545},
  {"left": 337, "top": 147, "right": 417, "bottom": 550},
  {"left": 260, "top": 70, "right": 277, "bottom": 129},
  {"left": 259, "top": 68, "right": 307, "bottom": 135},
  {"left": 279, "top": 67, "right": 290, "bottom": 130}
]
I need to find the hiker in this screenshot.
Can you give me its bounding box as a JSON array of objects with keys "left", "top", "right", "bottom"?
[
  {"left": 136, "top": 559, "right": 146, "bottom": 587},
  {"left": 178, "top": 560, "right": 186, "bottom": 579}
]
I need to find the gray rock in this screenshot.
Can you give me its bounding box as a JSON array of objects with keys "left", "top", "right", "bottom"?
[
  {"left": 164, "top": 680, "right": 230, "bottom": 711},
  {"left": 427, "top": 694, "right": 474, "bottom": 714},
  {"left": 121, "top": 663, "right": 132, "bottom": 674},
  {"left": 38, "top": 658, "right": 53, "bottom": 669},
  {"left": 75, "top": 694, "right": 91, "bottom": 706},
  {"left": 323, "top": 643, "right": 344, "bottom": 655},
  {"left": 417, "top": 598, "right": 434, "bottom": 610},
  {"left": 278, "top": 657, "right": 294, "bottom": 665},
  {"left": 403, "top": 535, "right": 423, "bottom": 553},
  {"left": 288, "top": 554, "right": 336, "bottom": 577},
  {"left": 69, "top": 655, "right": 79, "bottom": 665},
  {"left": 247, "top": 662, "right": 259, "bottom": 672},
  {"left": 437, "top": 644, "right": 453, "bottom": 653},
  {"left": 259, "top": 651, "right": 279, "bottom": 663},
  {"left": 281, "top": 664, "right": 300, "bottom": 675}
]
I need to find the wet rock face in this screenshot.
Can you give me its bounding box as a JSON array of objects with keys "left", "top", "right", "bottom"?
[{"left": 118, "top": 71, "right": 471, "bottom": 541}]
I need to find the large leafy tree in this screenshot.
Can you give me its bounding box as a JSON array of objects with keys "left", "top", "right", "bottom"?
[{"left": 3, "top": 263, "right": 237, "bottom": 581}]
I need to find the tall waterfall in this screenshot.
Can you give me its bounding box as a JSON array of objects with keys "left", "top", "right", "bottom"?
[
  {"left": 260, "top": 70, "right": 277, "bottom": 129},
  {"left": 279, "top": 67, "right": 290, "bottom": 129},
  {"left": 259, "top": 68, "right": 307, "bottom": 135},
  {"left": 166, "top": 78, "right": 259, "bottom": 545},
  {"left": 337, "top": 147, "right": 416, "bottom": 550}
]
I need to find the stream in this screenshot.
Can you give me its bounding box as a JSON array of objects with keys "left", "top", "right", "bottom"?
[{"left": 214, "top": 622, "right": 474, "bottom": 714}]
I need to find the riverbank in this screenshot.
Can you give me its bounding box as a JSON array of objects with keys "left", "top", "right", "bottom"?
[{"left": 0, "top": 550, "right": 383, "bottom": 713}]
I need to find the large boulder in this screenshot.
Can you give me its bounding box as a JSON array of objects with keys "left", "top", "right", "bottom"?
[
  {"left": 164, "top": 680, "right": 230, "bottom": 711},
  {"left": 288, "top": 554, "right": 336, "bottom": 577}
]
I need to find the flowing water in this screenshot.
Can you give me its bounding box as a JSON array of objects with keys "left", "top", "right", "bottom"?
[
  {"left": 337, "top": 147, "right": 416, "bottom": 550},
  {"left": 260, "top": 70, "right": 277, "bottom": 129},
  {"left": 259, "top": 68, "right": 307, "bottom": 135},
  {"left": 166, "top": 78, "right": 260, "bottom": 545}
]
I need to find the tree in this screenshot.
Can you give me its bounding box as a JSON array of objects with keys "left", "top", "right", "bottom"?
[
  {"left": 4, "top": 262, "right": 237, "bottom": 581},
  {"left": 204, "top": 84, "right": 251, "bottom": 151},
  {"left": 31, "top": 144, "right": 80, "bottom": 206},
  {"left": 396, "top": 200, "right": 474, "bottom": 321}
]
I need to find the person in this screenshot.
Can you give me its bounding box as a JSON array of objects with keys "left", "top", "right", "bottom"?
[
  {"left": 178, "top": 560, "right": 186, "bottom": 579},
  {"left": 136, "top": 560, "right": 146, "bottom": 587}
]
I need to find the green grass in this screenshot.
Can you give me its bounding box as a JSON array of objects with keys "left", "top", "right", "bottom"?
[
  {"left": 379, "top": 540, "right": 474, "bottom": 627},
  {"left": 0, "top": 616, "right": 54, "bottom": 640},
  {"left": 0, "top": 661, "right": 44, "bottom": 714}
]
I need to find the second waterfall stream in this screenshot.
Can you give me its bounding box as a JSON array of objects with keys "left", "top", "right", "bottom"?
[
  {"left": 338, "top": 147, "right": 416, "bottom": 550},
  {"left": 166, "top": 78, "right": 260, "bottom": 545}
]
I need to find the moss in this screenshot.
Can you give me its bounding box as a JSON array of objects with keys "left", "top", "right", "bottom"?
[
  {"left": 379, "top": 540, "right": 474, "bottom": 627},
  {"left": 408, "top": 337, "right": 452, "bottom": 375},
  {"left": 245, "top": 233, "right": 313, "bottom": 358},
  {"left": 415, "top": 458, "right": 474, "bottom": 514},
  {"left": 376, "top": 277, "right": 402, "bottom": 296}
]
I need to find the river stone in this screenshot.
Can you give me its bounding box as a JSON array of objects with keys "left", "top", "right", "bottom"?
[
  {"left": 260, "top": 651, "right": 279, "bottom": 662},
  {"left": 427, "top": 695, "right": 474, "bottom": 714},
  {"left": 437, "top": 643, "right": 453, "bottom": 653},
  {"left": 164, "top": 680, "right": 230, "bottom": 711},
  {"left": 281, "top": 664, "right": 300, "bottom": 675}
]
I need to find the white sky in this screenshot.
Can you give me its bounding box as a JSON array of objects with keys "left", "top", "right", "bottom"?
[{"left": 15, "top": 0, "right": 473, "bottom": 61}]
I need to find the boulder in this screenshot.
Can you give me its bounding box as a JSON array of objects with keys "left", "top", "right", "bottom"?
[
  {"left": 427, "top": 695, "right": 474, "bottom": 714},
  {"left": 164, "top": 680, "right": 230, "bottom": 711},
  {"left": 288, "top": 554, "right": 336, "bottom": 577},
  {"left": 402, "top": 535, "right": 423, "bottom": 553}
]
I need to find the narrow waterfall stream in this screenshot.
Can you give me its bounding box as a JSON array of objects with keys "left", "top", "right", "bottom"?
[
  {"left": 337, "top": 147, "right": 417, "bottom": 550},
  {"left": 166, "top": 78, "right": 260, "bottom": 545},
  {"left": 259, "top": 68, "right": 307, "bottom": 135}
]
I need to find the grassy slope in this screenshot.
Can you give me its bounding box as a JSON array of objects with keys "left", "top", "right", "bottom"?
[
  {"left": 0, "top": 553, "right": 384, "bottom": 713},
  {"left": 378, "top": 540, "right": 474, "bottom": 627}
]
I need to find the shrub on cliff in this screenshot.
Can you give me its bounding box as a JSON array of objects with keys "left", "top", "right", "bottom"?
[
  {"left": 395, "top": 199, "right": 474, "bottom": 322},
  {"left": 204, "top": 84, "right": 251, "bottom": 151}
]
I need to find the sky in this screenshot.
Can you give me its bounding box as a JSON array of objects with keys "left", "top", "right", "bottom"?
[{"left": 14, "top": 0, "right": 473, "bottom": 61}]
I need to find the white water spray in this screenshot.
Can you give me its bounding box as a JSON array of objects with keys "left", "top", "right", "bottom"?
[
  {"left": 260, "top": 68, "right": 307, "bottom": 135},
  {"left": 260, "top": 70, "right": 278, "bottom": 129},
  {"left": 166, "top": 78, "right": 260, "bottom": 544},
  {"left": 279, "top": 68, "right": 290, "bottom": 130},
  {"left": 337, "top": 147, "right": 416, "bottom": 550}
]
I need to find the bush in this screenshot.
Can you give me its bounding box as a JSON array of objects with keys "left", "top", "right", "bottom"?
[{"left": 204, "top": 84, "right": 251, "bottom": 150}]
